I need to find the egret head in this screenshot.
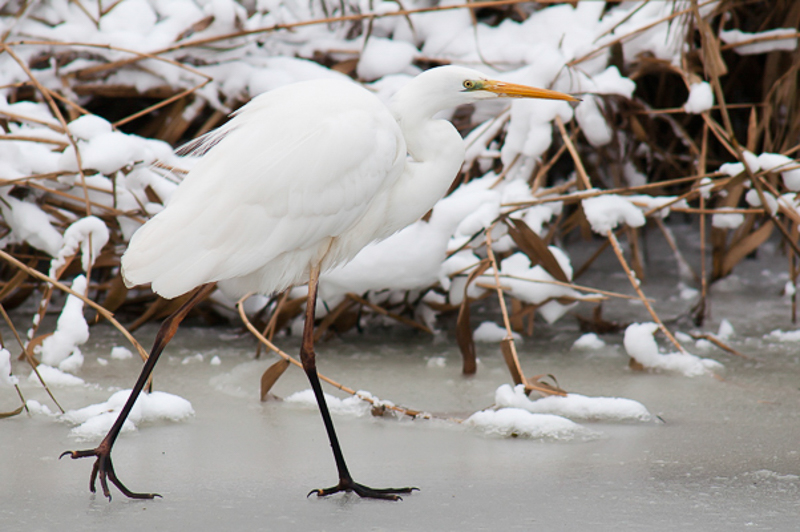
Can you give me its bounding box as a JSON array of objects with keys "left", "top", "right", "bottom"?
[{"left": 392, "top": 65, "right": 579, "bottom": 119}]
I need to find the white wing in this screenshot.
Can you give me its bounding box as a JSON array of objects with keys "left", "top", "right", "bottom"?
[{"left": 122, "top": 79, "right": 405, "bottom": 298}]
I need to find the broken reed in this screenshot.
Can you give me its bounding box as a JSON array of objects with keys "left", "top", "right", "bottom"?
[{"left": 1, "top": 0, "right": 799, "bottom": 401}]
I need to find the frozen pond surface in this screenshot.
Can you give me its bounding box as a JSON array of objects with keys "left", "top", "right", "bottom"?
[{"left": 3, "top": 240, "right": 800, "bottom": 531}]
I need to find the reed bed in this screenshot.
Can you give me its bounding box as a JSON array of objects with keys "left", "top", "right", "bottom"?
[{"left": 1, "top": 0, "right": 799, "bottom": 413}]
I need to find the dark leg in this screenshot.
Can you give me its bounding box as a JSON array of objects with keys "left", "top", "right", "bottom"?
[
  {"left": 61, "top": 284, "right": 216, "bottom": 500},
  {"left": 301, "top": 266, "right": 416, "bottom": 501}
]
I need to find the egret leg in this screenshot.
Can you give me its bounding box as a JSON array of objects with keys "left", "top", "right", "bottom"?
[
  {"left": 301, "top": 266, "right": 416, "bottom": 501},
  {"left": 60, "top": 284, "right": 216, "bottom": 500}
]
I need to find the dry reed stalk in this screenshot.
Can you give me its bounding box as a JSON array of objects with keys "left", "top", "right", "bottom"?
[
  {"left": 0, "top": 249, "right": 148, "bottom": 362},
  {"left": 236, "top": 294, "right": 433, "bottom": 419},
  {"left": 0, "top": 43, "right": 91, "bottom": 217},
  {"left": 0, "top": 303, "right": 63, "bottom": 414},
  {"left": 605, "top": 229, "right": 685, "bottom": 353},
  {"left": 345, "top": 293, "right": 433, "bottom": 334},
  {"left": 485, "top": 224, "right": 565, "bottom": 396}
]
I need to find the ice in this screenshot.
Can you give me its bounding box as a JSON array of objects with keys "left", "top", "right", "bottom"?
[
  {"left": 623, "top": 322, "right": 722, "bottom": 377},
  {"left": 494, "top": 384, "right": 652, "bottom": 422}
]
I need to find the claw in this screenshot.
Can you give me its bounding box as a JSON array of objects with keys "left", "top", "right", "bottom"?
[
  {"left": 60, "top": 446, "right": 160, "bottom": 501},
  {"left": 309, "top": 478, "right": 418, "bottom": 501}
]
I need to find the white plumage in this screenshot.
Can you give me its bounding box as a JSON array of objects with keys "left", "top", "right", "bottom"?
[{"left": 121, "top": 66, "right": 577, "bottom": 300}]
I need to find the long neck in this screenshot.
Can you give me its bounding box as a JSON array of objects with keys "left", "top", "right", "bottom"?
[{"left": 385, "top": 99, "right": 465, "bottom": 230}]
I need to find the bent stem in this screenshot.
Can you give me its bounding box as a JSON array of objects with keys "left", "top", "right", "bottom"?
[
  {"left": 606, "top": 229, "right": 685, "bottom": 353},
  {"left": 236, "top": 295, "right": 431, "bottom": 420}
]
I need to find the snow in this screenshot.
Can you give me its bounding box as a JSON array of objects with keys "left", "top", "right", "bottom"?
[
  {"left": 357, "top": 37, "right": 418, "bottom": 81},
  {"left": 623, "top": 322, "right": 722, "bottom": 377},
  {"left": 757, "top": 152, "right": 800, "bottom": 191},
  {"left": 110, "top": 346, "right": 133, "bottom": 360},
  {"left": 50, "top": 216, "right": 110, "bottom": 276},
  {"left": 495, "top": 384, "right": 652, "bottom": 422},
  {"left": 745, "top": 189, "right": 778, "bottom": 215},
  {"left": 572, "top": 333, "right": 606, "bottom": 350},
  {"left": 684, "top": 81, "right": 714, "bottom": 114},
  {"left": 28, "top": 364, "right": 85, "bottom": 386},
  {"left": 285, "top": 389, "right": 372, "bottom": 418},
  {"left": 582, "top": 195, "right": 646, "bottom": 234},
  {"left": 717, "top": 319, "right": 735, "bottom": 340},
  {"left": 766, "top": 329, "right": 800, "bottom": 343},
  {"left": 63, "top": 389, "right": 194, "bottom": 441},
  {"left": 465, "top": 408, "right": 593, "bottom": 440},
  {"left": 712, "top": 208, "right": 745, "bottom": 229},
  {"left": 0, "top": 348, "right": 19, "bottom": 387},
  {"left": 720, "top": 28, "right": 798, "bottom": 55},
  {"left": 474, "top": 321, "right": 520, "bottom": 343},
  {"left": 37, "top": 276, "right": 90, "bottom": 372},
  {"left": 0, "top": 195, "right": 63, "bottom": 257}
]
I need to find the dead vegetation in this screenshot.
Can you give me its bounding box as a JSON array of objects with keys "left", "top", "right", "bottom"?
[{"left": 1, "top": 0, "right": 799, "bottom": 413}]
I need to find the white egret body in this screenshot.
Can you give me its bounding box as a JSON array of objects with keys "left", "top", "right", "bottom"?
[
  {"left": 64, "top": 66, "right": 578, "bottom": 501},
  {"left": 121, "top": 66, "right": 574, "bottom": 299}
]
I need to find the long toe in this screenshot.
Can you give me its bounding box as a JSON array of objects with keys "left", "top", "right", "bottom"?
[{"left": 310, "top": 479, "right": 417, "bottom": 501}]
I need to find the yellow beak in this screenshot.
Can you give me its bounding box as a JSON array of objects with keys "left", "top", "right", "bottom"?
[{"left": 482, "top": 80, "right": 581, "bottom": 102}]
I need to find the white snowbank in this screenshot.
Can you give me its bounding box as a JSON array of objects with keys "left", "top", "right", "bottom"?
[
  {"left": 465, "top": 408, "right": 593, "bottom": 440},
  {"left": 63, "top": 389, "right": 194, "bottom": 441},
  {"left": 623, "top": 322, "right": 722, "bottom": 377},
  {"left": 495, "top": 384, "right": 652, "bottom": 422},
  {"left": 38, "top": 276, "right": 90, "bottom": 372}
]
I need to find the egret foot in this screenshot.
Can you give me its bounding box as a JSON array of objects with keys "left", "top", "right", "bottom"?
[
  {"left": 60, "top": 445, "right": 161, "bottom": 501},
  {"left": 309, "top": 479, "right": 418, "bottom": 501}
]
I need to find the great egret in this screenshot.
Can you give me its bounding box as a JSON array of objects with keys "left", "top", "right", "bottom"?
[{"left": 61, "top": 65, "right": 578, "bottom": 501}]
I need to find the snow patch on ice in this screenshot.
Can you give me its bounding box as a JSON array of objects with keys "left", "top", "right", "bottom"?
[
  {"left": 495, "top": 384, "right": 652, "bottom": 422},
  {"left": 623, "top": 322, "right": 722, "bottom": 377},
  {"left": 63, "top": 389, "right": 194, "bottom": 441}
]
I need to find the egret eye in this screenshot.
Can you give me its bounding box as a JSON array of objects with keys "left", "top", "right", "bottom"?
[{"left": 462, "top": 80, "right": 475, "bottom": 90}]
